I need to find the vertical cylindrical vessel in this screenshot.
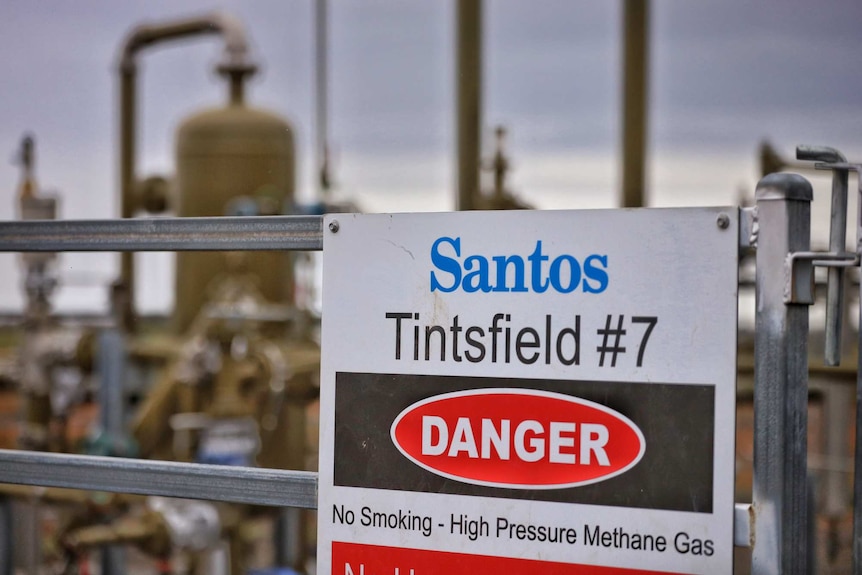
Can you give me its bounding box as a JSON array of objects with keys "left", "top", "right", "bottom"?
[{"left": 174, "top": 102, "right": 295, "bottom": 332}]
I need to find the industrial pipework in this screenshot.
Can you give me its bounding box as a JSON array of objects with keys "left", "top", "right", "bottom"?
[
  {"left": 116, "top": 12, "right": 257, "bottom": 331},
  {"left": 455, "top": 0, "right": 482, "bottom": 211}
]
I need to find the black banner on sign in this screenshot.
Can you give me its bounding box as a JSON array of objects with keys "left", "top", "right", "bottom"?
[{"left": 334, "top": 372, "right": 715, "bottom": 513}]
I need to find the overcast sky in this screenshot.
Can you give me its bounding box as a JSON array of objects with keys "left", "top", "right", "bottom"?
[{"left": 0, "top": 0, "right": 860, "bottom": 311}]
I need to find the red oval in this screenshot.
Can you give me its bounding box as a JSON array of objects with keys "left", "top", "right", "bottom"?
[{"left": 390, "top": 388, "right": 645, "bottom": 489}]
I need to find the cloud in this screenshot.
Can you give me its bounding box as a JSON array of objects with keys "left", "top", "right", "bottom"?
[{"left": 0, "top": 1, "right": 860, "bottom": 312}]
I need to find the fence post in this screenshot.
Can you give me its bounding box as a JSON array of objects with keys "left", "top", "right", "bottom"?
[{"left": 752, "top": 173, "right": 813, "bottom": 574}]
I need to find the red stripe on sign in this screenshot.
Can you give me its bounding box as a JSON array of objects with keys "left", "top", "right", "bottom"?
[{"left": 331, "top": 541, "right": 688, "bottom": 575}]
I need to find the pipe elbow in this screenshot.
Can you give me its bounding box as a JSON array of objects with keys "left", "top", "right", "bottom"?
[
  {"left": 796, "top": 145, "right": 847, "bottom": 164},
  {"left": 210, "top": 11, "right": 251, "bottom": 64},
  {"left": 117, "top": 11, "right": 254, "bottom": 73}
]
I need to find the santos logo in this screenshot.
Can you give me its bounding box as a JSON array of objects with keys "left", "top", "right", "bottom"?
[
  {"left": 390, "top": 389, "right": 645, "bottom": 489},
  {"left": 429, "top": 237, "right": 609, "bottom": 294}
]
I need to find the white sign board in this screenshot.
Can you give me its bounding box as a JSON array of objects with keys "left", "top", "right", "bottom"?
[{"left": 318, "top": 208, "right": 738, "bottom": 575}]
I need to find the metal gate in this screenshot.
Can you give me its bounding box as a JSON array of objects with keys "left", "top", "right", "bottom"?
[
  {"left": 0, "top": 155, "right": 860, "bottom": 573},
  {"left": 0, "top": 214, "right": 322, "bottom": 512}
]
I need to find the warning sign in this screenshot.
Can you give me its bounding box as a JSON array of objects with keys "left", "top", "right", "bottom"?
[{"left": 319, "top": 209, "right": 738, "bottom": 574}]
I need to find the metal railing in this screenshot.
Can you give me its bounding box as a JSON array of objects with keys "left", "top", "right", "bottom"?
[
  {"left": 0, "top": 215, "right": 324, "bottom": 510},
  {"left": 0, "top": 215, "right": 323, "bottom": 252},
  {"left": 0, "top": 449, "right": 317, "bottom": 509}
]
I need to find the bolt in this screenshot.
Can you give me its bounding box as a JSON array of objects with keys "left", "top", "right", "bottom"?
[
  {"left": 716, "top": 213, "right": 730, "bottom": 230},
  {"left": 329, "top": 220, "right": 340, "bottom": 233}
]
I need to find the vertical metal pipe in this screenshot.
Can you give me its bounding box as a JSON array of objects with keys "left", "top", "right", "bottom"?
[
  {"left": 274, "top": 402, "right": 309, "bottom": 570},
  {"left": 456, "top": 0, "right": 482, "bottom": 211},
  {"left": 621, "top": 0, "right": 648, "bottom": 208},
  {"left": 854, "top": 168, "right": 862, "bottom": 575},
  {"left": 275, "top": 507, "right": 304, "bottom": 571},
  {"left": 15, "top": 501, "right": 40, "bottom": 575},
  {"left": 119, "top": 67, "right": 135, "bottom": 223},
  {"left": 98, "top": 328, "right": 127, "bottom": 575},
  {"left": 0, "top": 496, "right": 11, "bottom": 575},
  {"left": 315, "top": 0, "right": 330, "bottom": 198},
  {"left": 856, "top": 343, "right": 862, "bottom": 575},
  {"left": 822, "top": 381, "right": 852, "bottom": 547},
  {"left": 101, "top": 546, "right": 126, "bottom": 575},
  {"left": 98, "top": 329, "right": 126, "bottom": 447},
  {"left": 119, "top": 66, "right": 136, "bottom": 332},
  {"left": 808, "top": 474, "right": 816, "bottom": 575},
  {"left": 825, "top": 167, "right": 849, "bottom": 364},
  {"left": 796, "top": 145, "right": 849, "bottom": 366},
  {"left": 752, "top": 172, "right": 813, "bottom": 575}
]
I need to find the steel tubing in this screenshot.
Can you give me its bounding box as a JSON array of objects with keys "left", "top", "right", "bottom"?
[
  {"left": 0, "top": 215, "right": 323, "bottom": 252},
  {"left": 0, "top": 449, "right": 318, "bottom": 509}
]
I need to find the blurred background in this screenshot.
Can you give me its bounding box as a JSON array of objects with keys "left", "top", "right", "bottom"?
[
  {"left": 0, "top": 0, "right": 860, "bottom": 313},
  {"left": 0, "top": 1, "right": 860, "bottom": 574}
]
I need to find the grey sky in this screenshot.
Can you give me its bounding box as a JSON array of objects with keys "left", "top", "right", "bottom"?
[{"left": 0, "top": 1, "right": 860, "bottom": 310}]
